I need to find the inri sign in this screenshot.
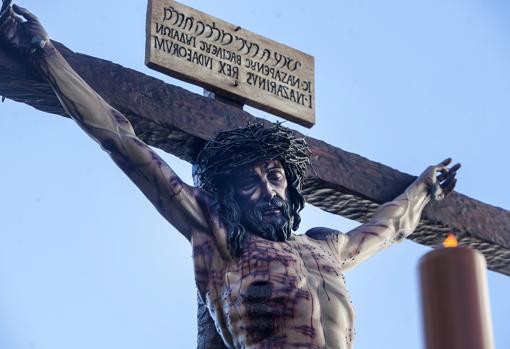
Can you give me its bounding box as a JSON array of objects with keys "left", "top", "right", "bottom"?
[{"left": 145, "top": 0, "right": 316, "bottom": 127}]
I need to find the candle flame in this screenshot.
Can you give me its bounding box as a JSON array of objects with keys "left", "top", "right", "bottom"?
[{"left": 443, "top": 233, "right": 458, "bottom": 248}]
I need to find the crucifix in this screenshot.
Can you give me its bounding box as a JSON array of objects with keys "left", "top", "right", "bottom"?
[{"left": 0, "top": 1, "right": 509, "bottom": 348}]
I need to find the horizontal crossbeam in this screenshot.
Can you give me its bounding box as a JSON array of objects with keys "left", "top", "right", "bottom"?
[{"left": 1, "top": 41, "right": 509, "bottom": 277}]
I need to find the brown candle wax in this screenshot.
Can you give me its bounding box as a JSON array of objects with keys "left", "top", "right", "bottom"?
[{"left": 419, "top": 246, "right": 494, "bottom": 349}]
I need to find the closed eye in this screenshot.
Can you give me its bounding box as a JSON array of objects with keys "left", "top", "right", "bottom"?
[
  {"left": 241, "top": 182, "right": 256, "bottom": 190},
  {"left": 268, "top": 170, "right": 284, "bottom": 181},
  {"left": 238, "top": 177, "right": 258, "bottom": 191}
]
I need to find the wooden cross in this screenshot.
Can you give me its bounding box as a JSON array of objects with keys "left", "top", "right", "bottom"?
[{"left": 0, "top": 1, "right": 508, "bottom": 347}]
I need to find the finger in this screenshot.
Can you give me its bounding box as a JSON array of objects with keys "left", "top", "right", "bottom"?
[
  {"left": 434, "top": 159, "right": 452, "bottom": 175},
  {"left": 436, "top": 168, "right": 451, "bottom": 183},
  {"left": 441, "top": 172, "right": 455, "bottom": 185},
  {"left": 0, "top": 0, "right": 12, "bottom": 15},
  {"left": 438, "top": 172, "right": 455, "bottom": 183},
  {"left": 0, "top": 7, "right": 15, "bottom": 31},
  {"left": 442, "top": 178, "right": 457, "bottom": 195},
  {"left": 437, "top": 172, "right": 448, "bottom": 182},
  {"left": 0, "top": 2, "right": 12, "bottom": 22},
  {"left": 449, "top": 163, "right": 461, "bottom": 172},
  {"left": 438, "top": 158, "right": 452, "bottom": 167},
  {"left": 438, "top": 166, "right": 448, "bottom": 175},
  {"left": 12, "top": 3, "right": 37, "bottom": 21},
  {"left": 438, "top": 163, "right": 461, "bottom": 181}
]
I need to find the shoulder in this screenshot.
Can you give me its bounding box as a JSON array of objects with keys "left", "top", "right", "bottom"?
[
  {"left": 193, "top": 191, "right": 232, "bottom": 262},
  {"left": 305, "top": 227, "right": 347, "bottom": 253},
  {"left": 305, "top": 227, "right": 343, "bottom": 241},
  {"left": 303, "top": 227, "right": 347, "bottom": 258}
]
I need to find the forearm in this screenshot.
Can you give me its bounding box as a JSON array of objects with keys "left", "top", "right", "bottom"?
[
  {"left": 371, "top": 180, "right": 431, "bottom": 241},
  {"left": 339, "top": 179, "right": 431, "bottom": 270},
  {"left": 339, "top": 160, "right": 456, "bottom": 271},
  {"left": 31, "top": 42, "right": 134, "bottom": 144}
]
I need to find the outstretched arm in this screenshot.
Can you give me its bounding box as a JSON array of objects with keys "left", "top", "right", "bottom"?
[
  {"left": 0, "top": 2, "right": 211, "bottom": 240},
  {"left": 338, "top": 159, "right": 460, "bottom": 271}
]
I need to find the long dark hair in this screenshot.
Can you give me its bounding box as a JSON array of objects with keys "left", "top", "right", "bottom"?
[
  {"left": 194, "top": 122, "right": 311, "bottom": 257},
  {"left": 216, "top": 162, "right": 306, "bottom": 257}
]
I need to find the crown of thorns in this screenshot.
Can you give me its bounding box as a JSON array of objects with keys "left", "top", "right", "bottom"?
[{"left": 194, "top": 123, "right": 311, "bottom": 194}]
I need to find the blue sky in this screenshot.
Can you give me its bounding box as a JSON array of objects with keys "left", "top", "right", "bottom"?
[{"left": 1, "top": 1, "right": 509, "bottom": 348}]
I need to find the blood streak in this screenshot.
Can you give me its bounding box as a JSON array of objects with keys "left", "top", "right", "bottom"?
[{"left": 194, "top": 231, "right": 354, "bottom": 348}]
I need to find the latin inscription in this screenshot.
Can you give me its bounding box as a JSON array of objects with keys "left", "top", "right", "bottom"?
[{"left": 146, "top": 0, "right": 315, "bottom": 127}]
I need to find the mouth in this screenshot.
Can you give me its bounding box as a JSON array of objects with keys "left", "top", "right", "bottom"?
[{"left": 262, "top": 208, "right": 282, "bottom": 216}]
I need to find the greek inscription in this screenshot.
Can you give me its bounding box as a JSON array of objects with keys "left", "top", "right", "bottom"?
[
  {"left": 199, "top": 41, "right": 241, "bottom": 65},
  {"left": 153, "top": 36, "right": 213, "bottom": 70},
  {"left": 155, "top": 22, "right": 196, "bottom": 47}
]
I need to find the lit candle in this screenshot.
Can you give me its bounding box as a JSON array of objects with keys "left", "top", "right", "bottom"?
[{"left": 419, "top": 234, "right": 495, "bottom": 349}]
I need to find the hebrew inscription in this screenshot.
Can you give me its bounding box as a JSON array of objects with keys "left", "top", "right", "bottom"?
[{"left": 146, "top": 0, "right": 315, "bottom": 127}]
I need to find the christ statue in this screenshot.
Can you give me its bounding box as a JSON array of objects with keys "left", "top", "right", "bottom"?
[{"left": 0, "top": 2, "right": 459, "bottom": 348}]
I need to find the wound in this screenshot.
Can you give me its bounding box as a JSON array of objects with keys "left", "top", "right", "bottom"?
[{"left": 245, "top": 281, "right": 276, "bottom": 342}]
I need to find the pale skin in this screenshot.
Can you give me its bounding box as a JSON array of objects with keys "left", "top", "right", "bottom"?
[{"left": 0, "top": 3, "right": 460, "bottom": 348}]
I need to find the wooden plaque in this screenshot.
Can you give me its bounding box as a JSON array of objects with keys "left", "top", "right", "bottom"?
[{"left": 145, "top": 0, "right": 315, "bottom": 127}]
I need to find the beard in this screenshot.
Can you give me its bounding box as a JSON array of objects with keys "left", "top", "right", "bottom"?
[{"left": 242, "top": 195, "right": 293, "bottom": 242}]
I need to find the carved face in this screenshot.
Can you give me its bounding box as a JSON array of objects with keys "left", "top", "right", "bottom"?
[{"left": 233, "top": 160, "right": 293, "bottom": 241}]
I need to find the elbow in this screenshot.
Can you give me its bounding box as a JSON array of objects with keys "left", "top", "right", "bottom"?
[
  {"left": 99, "top": 136, "right": 119, "bottom": 153},
  {"left": 393, "top": 229, "right": 409, "bottom": 243},
  {"left": 110, "top": 108, "right": 135, "bottom": 133}
]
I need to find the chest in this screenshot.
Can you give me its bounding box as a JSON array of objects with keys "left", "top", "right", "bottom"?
[
  {"left": 221, "top": 235, "right": 350, "bottom": 320},
  {"left": 230, "top": 235, "right": 341, "bottom": 281},
  {"left": 197, "top": 234, "right": 356, "bottom": 348}
]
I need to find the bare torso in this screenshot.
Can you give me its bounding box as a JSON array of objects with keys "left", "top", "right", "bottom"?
[{"left": 193, "top": 230, "right": 356, "bottom": 349}]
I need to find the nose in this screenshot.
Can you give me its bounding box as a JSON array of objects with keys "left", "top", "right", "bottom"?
[{"left": 260, "top": 178, "right": 276, "bottom": 200}]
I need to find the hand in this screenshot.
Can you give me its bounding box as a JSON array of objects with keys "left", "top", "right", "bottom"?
[
  {"left": 0, "top": 0, "right": 49, "bottom": 55},
  {"left": 416, "top": 158, "right": 460, "bottom": 201}
]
